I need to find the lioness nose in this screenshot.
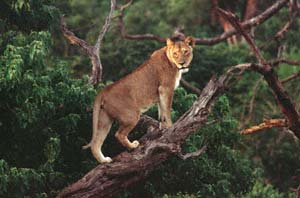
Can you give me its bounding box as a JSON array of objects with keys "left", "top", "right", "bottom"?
[{"left": 179, "top": 61, "right": 185, "bottom": 65}]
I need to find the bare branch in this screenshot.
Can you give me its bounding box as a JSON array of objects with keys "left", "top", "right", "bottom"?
[
  {"left": 117, "top": 7, "right": 165, "bottom": 42},
  {"left": 243, "top": 77, "right": 264, "bottom": 126},
  {"left": 281, "top": 72, "right": 300, "bottom": 83},
  {"left": 218, "top": 7, "right": 300, "bottom": 139},
  {"left": 94, "top": 0, "right": 116, "bottom": 53},
  {"left": 260, "top": 1, "right": 298, "bottom": 49},
  {"left": 60, "top": 17, "right": 93, "bottom": 56},
  {"left": 271, "top": 0, "right": 296, "bottom": 42},
  {"left": 180, "top": 78, "right": 202, "bottom": 95},
  {"left": 197, "top": 0, "right": 288, "bottom": 45},
  {"left": 241, "top": 119, "right": 287, "bottom": 134},
  {"left": 270, "top": 58, "right": 300, "bottom": 67},
  {"left": 117, "top": 0, "right": 289, "bottom": 45},
  {"left": 231, "top": 63, "right": 253, "bottom": 71},
  {"left": 61, "top": 0, "right": 116, "bottom": 85},
  {"left": 290, "top": 184, "right": 300, "bottom": 198},
  {"left": 177, "top": 144, "right": 207, "bottom": 160},
  {"left": 218, "top": 8, "right": 266, "bottom": 65},
  {"left": 274, "top": 19, "right": 294, "bottom": 40}
]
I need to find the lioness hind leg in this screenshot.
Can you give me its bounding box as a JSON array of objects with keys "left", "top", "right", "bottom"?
[
  {"left": 115, "top": 113, "right": 140, "bottom": 150},
  {"left": 91, "top": 111, "right": 113, "bottom": 163}
]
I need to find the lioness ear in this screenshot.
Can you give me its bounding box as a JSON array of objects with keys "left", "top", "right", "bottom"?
[
  {"left": 185, "top": 36, "right": 195, "bottom": 48},
  {"left": 166, "top": 38, "right": 174, "bottom": 47}
]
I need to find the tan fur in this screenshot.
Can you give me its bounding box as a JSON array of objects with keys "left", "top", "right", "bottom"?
[{"left": 84, "top": 37, "right": 195, "bottom": 163}]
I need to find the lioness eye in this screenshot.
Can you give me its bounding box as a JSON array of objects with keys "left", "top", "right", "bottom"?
[{"left": 184, "top": 50, "right": 189, "bottom": 54}]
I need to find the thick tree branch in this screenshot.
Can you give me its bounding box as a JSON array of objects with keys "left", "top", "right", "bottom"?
[
  {"left": 57, "top": 66, "right": 235, "bottom": 198},
  {"left": 218, "top": 8, "right": 300, "bottom": 139},
  {"left": 117, "top": 0, "right": 288, "bottom": 45},
  {"left": 61, "top": 0, "right": 116, "bottom": 85}
]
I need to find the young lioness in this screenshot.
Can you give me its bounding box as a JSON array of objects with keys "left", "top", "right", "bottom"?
[{"left": 83, "top": 37, "right": 195, "bottom": 163}]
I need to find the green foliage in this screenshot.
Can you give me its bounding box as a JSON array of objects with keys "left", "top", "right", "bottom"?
[
  {"left": 245, "top": 180, "right": 295, "bottom": 198},
  {"left": 0, "top": 29, "right": 97, "bottom": 196},
  {"left": 0, "top": 159, "right": 65, "bottom": 198},
  {"left": 0, "top": 0, "right": 59, "bottom": 32},
  {"left": 121, "top": 95, "right": 255, "bottom": 198}
]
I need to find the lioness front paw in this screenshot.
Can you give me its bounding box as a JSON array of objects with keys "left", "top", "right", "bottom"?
[
  {"left": 159, "top": 121, "right": 172, "bottom": 129},
  {"left": 129, "top": 140, "right": 140, "bottom": 149},
  {"left": 101, "top": 156, "right": 113, "bottom": 163}
]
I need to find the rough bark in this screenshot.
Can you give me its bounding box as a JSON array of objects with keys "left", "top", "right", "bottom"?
[{"left": 57, "top": 73, "right": 232, "bottom": 198}]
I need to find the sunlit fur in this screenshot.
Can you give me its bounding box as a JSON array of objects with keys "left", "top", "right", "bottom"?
[{"left": 83, "top": 36, "right": 195, "bottom": 163}]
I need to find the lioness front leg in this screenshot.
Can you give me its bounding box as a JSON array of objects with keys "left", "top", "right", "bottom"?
[{"left": 158, "top": 86, "right": 173, "bottom": 129}]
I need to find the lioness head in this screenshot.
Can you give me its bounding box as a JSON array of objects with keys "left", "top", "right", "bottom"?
[{"left": 166, "top": 36, "right": 195, "bottom": 72}]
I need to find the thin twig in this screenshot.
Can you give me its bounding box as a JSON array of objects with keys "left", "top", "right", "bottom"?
[
  {"left": 281, "top": 72, "right": 300, "bottom": 83},
  {"left": 244, "top": 77, "right": 264, "bottom": 126},
  {"left": 180, "top": 78, "right": 202, "bottom": 95},
  {"left": 177, "top": 144, "right": 207, "bottom": 160},
  {"left": 270, "top": 58, "right": 300, "bottom": 67}
]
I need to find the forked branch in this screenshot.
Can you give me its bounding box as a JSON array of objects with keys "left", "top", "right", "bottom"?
[{"left": 61, "top": 0, "right": 116, "bottom": 85}]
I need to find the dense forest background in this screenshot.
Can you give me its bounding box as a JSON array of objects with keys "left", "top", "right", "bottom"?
[{"left": 0, "top": 0, "right": 300, "bottom": 197}]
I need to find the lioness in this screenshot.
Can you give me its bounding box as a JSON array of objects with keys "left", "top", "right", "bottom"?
[{"left": 83, "top": 36, "right": 195, "bottom": 163}]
